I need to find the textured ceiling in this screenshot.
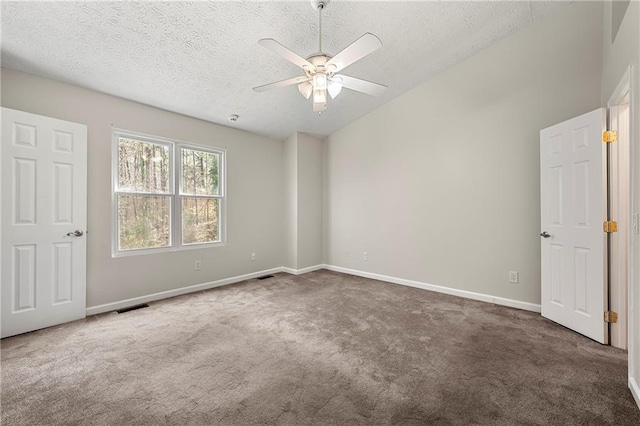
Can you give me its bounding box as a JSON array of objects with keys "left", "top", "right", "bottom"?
[{"left": 1, "top": 1, "right": 566, "bottom": 141}]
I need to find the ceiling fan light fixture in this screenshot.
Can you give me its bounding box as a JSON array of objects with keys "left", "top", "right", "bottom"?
[
  {"left": 327, "top": 79, "right": 342, "bottom": 99},
  {"left": 313, "top": 100, "right": 327, "bottom": 112},
  {"left": 298, "top": 81, "right": 313, "bottom": 99},
  {"left": 253, "top": 0, "right": 386, "bottom": 113},
  {"left": 313, "top": 72, "right": 327, "bottom": 90},
  {"left": 313, "top": 88, "right": 327, "bottom": 104}
]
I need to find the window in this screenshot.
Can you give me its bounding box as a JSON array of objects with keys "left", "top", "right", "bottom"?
[{"left": 113, "top": 130, "right": 225, "bottom": 256}]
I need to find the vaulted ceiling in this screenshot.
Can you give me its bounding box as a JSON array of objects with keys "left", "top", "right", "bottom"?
[{"left": 1, "top": 1, "right": 566, "bottom": 141}]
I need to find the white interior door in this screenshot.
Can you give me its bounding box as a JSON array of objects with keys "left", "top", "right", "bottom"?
[
  {"left": 1, "top": 108, "right": 87, "bottom": 338},
  {"left": 540, "top": 108, "right": 607, "bottom": 344}
]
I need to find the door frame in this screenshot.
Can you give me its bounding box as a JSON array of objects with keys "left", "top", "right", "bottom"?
[
  {"left": 607, "top": 67, "right": 632, "bottom": 350},
  {"left": 607, "top": 66, "right": 638, "bottom": 407}
]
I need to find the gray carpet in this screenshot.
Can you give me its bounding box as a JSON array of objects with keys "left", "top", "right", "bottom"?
[{"left": 1, "top": 270, "right": 639, "bottom": 425}]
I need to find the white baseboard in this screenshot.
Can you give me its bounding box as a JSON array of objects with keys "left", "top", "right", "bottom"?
[
  {"left": 87, "top": 264, "right": 540, "bottom": 316},
  {"left": 630, "top": 377, "right": 640, "bottom": 410},
  {"left": 86, "top": 267, "right": 284, "bottom": 316},
  {"left": 282, "top": 264, "right": 324, "bottom": 275},
  {"left": 323, "top": 264, "right": 541, "bottom": 313}
]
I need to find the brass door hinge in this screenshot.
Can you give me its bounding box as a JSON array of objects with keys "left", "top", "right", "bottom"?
[
  {"left": 603, "top": 130, "right": 618, "bottom": 143},
  {"left": 604, "top": 311, "right": 618, "bottom": 323},
  {"left": 603, "top": 221, "right": 618, "bottom": 233}
]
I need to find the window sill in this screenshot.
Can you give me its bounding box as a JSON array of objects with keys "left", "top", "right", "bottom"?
[{"left": 111, "top": 241, "right": 226, "bottom": 258}]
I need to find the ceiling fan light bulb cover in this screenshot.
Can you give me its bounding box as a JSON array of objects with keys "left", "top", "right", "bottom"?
[
  {"left": 313, "top": 88, "right": 327, "bottom": 103},
  {"left": 327, "top": 81, "right": 342, "bottom": 99},
  {"left": 313, "top": 73, "right": 328, "bottom": 90},
  {"left": 298, "top": 82, "right": 313, "bottom": 99}
]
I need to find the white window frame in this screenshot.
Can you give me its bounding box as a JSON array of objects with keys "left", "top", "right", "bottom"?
[{"left": 112, "top": 129, "right": 226, "bottom": 257}]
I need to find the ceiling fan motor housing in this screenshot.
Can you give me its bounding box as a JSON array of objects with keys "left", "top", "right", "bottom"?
[{"left": 303, "top": 55, "right": 336, "bottom": 77}]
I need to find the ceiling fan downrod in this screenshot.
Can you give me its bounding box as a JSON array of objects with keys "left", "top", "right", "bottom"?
[
  {"left": 312, "top": 0, "right": 328, "bottom": 54},
  {"left": 319, "top": 5, "right": 322, "bottom": 53}
]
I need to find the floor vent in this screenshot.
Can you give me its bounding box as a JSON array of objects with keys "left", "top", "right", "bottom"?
[
  {"left": 116, "top": 303, "right": 150, "bottom": 314},
  {"left": 257, "top": 275, "right": 275, "bottom": 280}
]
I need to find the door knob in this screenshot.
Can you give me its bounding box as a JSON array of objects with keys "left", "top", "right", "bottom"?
[
  {"left": 540, "top": 231, "right": 551, "bottom": 238},
  {"left": 66, "top": 230, "right": 84, "bottom": 237}
]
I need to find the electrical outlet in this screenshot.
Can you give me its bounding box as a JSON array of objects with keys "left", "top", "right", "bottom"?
[
  {"left": 509, "top": 271, "right": 519, "bottom": 283},
  {"left": 363, "top": 252, "right": 368, "bottom": 261},
  {"left": 195, "top": 260, "right": 201, "bottom": 271},
  {"left": 344, "top": 251, "right": 349, "bottom": 258},
  {"left": 251, "top": 252, "right": 256, "bottom": 261}
]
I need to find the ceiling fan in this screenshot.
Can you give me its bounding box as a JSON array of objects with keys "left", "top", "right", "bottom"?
[{"left": 253, "top": 0, "right": 387, "bottom": 113}]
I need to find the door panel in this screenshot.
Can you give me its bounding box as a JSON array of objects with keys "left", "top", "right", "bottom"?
[
  {"left": 1, "top": 108, "right": 87, "bottom": 338},
  {"left": 13, "top": 244, "right": 36, "bottom": 311},
  {"left": 53, "top": 162, "right": 74, "bottom": 224},
  {"left": 540, "top": 108, "right": 606, "bottom": 344}
]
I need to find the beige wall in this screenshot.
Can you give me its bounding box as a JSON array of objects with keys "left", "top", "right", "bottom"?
[
  {"left": 296, "top": 133, "right": 322, "bottom": 269},
  {"left": 323, "top": 1, "right": 604, "bottom": 305},
  {"left": 601, "top": 0, "right": 640, "bottom": 402},
  {"left": 283, "top": 133, "right": 298, "bottom": 269},
  {"left": 1, "top": 69, "right": 284, "bottom": 308},
  {"left": 283, "top": 132, "right": 323, "bottom": 270}
]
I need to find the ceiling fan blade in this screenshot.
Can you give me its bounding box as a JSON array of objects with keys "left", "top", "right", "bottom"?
[
  {"left": 258, "top": 38, "right": 314, "bottom": 70},
  {"left": 253, "top": 76, "right": 311, "bottom": 93},
  {"left": 326, "top": 33, "right": 382, "bottom": 73},
  {"left": 335, "top": 75, "right": 387, "bottom": 97}
]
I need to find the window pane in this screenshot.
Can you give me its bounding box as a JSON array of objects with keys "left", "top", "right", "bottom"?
[
  {"left": 181, "top": 148, "right": 219, "bottom": 196},
  {"left": 118, "top": 137, "right": 170, "bottom": 193},
  {"left": 118, "top": 195, "right": 170, "bottom": 250},
  {"left": 182, "top": 197, "right": 219, "bottom": 245}
]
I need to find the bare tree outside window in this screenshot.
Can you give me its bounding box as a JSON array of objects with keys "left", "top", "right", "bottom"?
[
  {"left": 113, "top": 132, "right": 224, "bottom": 255},
  {"left": 181, "top": 148, "right": 221, "bottom": 245}
]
